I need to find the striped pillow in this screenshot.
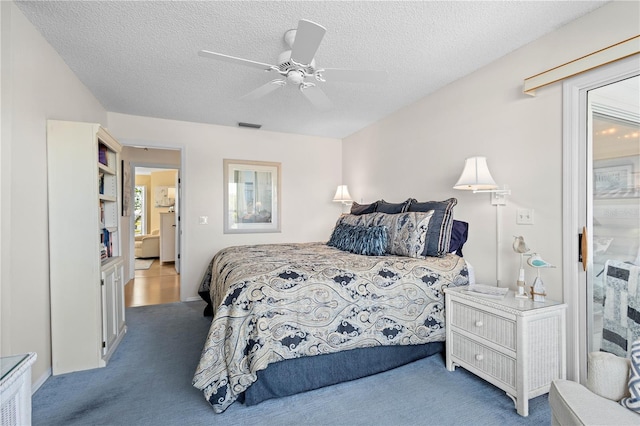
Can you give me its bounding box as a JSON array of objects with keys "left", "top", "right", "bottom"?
[{"left": 407, "top": 198, "right": 457, "bottom": 257}]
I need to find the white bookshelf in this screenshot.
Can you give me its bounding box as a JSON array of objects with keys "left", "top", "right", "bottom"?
[{"left": 47, "top": 120, "right": 127, "bottom": 375}]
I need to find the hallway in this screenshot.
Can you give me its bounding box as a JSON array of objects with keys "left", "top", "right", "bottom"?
[{"left": 125, "top": 259, "right": 180, "bottom": 307}]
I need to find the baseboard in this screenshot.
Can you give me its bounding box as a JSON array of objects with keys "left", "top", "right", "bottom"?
[
  {"left": 184, "top": 296, "right": 202, "bottom": 302},
  {"left": 32, "top": 367, "right": 52, "bottom": 395}
]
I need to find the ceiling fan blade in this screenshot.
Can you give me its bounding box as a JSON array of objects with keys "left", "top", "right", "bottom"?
[
  {"left": 300, "top": 84, "right": 332, "bottom": 111},
  {"left": 319, "top": 68, "right": 388, "bottom": 84},
  {"left": 198, "top": 50, "right": 274, "bottom": 71},
  {"left": 240, "top": 79, "right": 286, "bottom": 101},
  {"left": 290, "top": 19, "right": 326, "bottom": 66}
]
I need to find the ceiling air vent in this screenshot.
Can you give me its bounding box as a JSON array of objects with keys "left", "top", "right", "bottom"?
[{"left": 238, "top": 122, "right": 262, "bottom": 129}]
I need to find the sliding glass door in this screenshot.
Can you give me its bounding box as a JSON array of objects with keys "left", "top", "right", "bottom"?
[{"left": 587, "top": 76, "right": 640, "bottom": 357}]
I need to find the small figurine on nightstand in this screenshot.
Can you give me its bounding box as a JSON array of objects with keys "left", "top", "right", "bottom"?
[
  {"left": 527, "top": 253, "right": 555, "bottom": 302},
  {"left": 512, "top": 236, "right": 530, "bottom": 299}
]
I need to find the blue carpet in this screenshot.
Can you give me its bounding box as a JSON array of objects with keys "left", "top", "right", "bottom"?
[{"left": 33, "top": 301, "right": 550, "bottom": 425}]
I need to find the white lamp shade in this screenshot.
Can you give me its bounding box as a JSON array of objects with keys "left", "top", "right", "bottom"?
[
  {"left": 453, "top": 156, "right": 498, "bottom": 191},
  {"left": 332, "top": 185, "right": 352, "bottom": 203}
]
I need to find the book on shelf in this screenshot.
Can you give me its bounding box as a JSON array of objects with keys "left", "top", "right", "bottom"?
[
  {"left": 463, "top": 284, "right": 508, "bottom": 299},
  {"left": 98, "top": 173, "right": 104, "bottom": 195},
  {"left": 102, "top": 228, "right": 111, "bottom": 258},
  {"left": 98, "top": 144, "right": 108, "bottom": 166},
  {"left": 99, "top": 201, "right": 105, "bottom": 227}
]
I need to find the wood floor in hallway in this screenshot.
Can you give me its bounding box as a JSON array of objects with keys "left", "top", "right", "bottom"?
[{"left": 125, "top": 259, "right": 180, "bottom": 307}]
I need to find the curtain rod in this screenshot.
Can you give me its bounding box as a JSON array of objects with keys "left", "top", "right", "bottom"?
[{"left": 523, "top": 35, "right": 640, "bottom": 96}]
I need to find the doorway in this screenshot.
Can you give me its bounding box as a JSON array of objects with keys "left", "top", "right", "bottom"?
[
  {"left": 563, "top": 56, "right": 640, "bottom": 383},
  {"left": 122, "top": 146, "right": 182, "bottom": 307}
]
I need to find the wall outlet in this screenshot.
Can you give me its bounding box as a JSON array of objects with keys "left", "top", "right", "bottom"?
[{"left": 516, "top": 209, "right": 534, "bottom": 225}]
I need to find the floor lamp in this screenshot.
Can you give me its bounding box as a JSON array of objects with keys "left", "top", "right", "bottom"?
[{"left": 454, "top": 156, "right": 510, "bottom": 286}]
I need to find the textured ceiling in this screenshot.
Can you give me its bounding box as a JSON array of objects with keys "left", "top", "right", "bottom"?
[{"left": 15, "top": 1, "right": 607, "bottom": 139}]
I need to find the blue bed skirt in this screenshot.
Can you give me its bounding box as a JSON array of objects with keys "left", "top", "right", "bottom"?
[{"left": 239, "top": 342, "right": 444, "bottom": 406}]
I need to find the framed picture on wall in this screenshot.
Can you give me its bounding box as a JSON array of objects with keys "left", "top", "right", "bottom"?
[
  {"left": 223, "top": 159, "right": 281, "bottom": 234},
  {"left": 154, "top": 186, "right": 175, "bottom": 207},
  {"left": 594, "top": 161, "right": 634, "bottom": 197}
]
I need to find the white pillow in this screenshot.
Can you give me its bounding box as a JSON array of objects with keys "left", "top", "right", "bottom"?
[{"left": 587, "top": 351, "right": 631, "bottom": 401}]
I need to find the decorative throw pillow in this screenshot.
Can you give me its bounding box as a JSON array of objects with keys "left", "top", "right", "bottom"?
[
  {"left": 449, "top": 220, "right": 469, "bottom": 257},
  {"left": 407, "top": 198, "right": 457, "bottom": 257},
  {"left": 350, "top": 201, "right": 377, "bottom": 215},
  {"left": 587, "top": 351, "right": 631, "bottom": 401},
  {"left": 369, "top": 212, "right": 398, "bottom": 253},
  {"left": 389, "top": 211, "right": 434, "bottom": 258},
  {"left": 335, "top": 213, "right": 375, "bottom": 228},
  {"left": 369, "top": 211, "right": 433, "bottom": 258},
  {"left": 327, "top": 223, "right": 388, "bottom": 256},
  {"left": 621, "top": 339, "right": 640, "bottom": 413},
  {"left": 375, "top": 198, "right": 412, "bottom": 214}
]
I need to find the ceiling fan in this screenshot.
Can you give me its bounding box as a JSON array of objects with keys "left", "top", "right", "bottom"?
[{"left": 198, "top": 19, "right": 387, "bottom": 110}]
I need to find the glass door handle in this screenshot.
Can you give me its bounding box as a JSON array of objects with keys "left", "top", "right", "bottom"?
[{"left": 580, "top": 226, "right": 588, "bottom": 272}]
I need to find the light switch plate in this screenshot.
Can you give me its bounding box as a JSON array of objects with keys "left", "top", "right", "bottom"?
[
  {"left": 198, "top": 216, "right": 208, "bottom": 225},
  {"left": 516, "top": 209, "right": 534, "bottom": 225}
]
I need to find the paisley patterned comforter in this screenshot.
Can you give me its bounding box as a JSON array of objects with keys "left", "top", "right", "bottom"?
[{"left": 193, "top": 242, "right": 469, "bottom": 413}]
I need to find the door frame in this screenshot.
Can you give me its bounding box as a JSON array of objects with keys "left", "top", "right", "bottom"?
[
  {"left": 562, "top": 55, "right": 640, "bottom": 383},
  {"left": 129, "top": 162, "right": 181, "bottom": 275}
]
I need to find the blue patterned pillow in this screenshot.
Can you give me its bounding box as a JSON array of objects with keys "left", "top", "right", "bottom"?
[
  {"left": 335, "top": 213, "right": 375, "bottom": 227},
  {"left": 389, "top": 211, "right": 434, "bottom": 258},
  {"left": 369, "top": 211, "right": 434, "bottom": 258},
  {"left": 327, "top": 223, "right": 388, "bottom": 256},
  {"left": 621, "top": 339, "right": 640, "bottom": 413}
]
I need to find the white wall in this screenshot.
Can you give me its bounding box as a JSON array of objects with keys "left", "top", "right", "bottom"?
[
  {"left": 107, "top": 112, "right": 343, "bottom": 303},
  {"left": 0, "top": 2, "right": 107, "bottom": 386},
  {"left": 343, "top": 1, "right": 640, "bottom": 301}
]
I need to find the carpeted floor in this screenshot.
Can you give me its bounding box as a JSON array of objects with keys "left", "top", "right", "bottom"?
[{"left": 32, "top": 301, "right": 551, "bottom": 425}]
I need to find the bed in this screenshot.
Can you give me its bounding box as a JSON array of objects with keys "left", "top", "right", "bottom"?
[{"left": 193, "top": 199, "right": 470, "bottom": 413}]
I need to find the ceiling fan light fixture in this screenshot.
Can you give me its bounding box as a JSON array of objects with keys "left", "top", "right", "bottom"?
[{"left": 286, "top": 70, "right": 305, "bottom": 84}]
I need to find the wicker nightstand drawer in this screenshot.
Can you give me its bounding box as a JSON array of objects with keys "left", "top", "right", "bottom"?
[
  {"left": 450, "top": 331, "right": 516, "bottom": 388},
  {"left": 450, "top": 300, "right": 516, "bottom": 350}
]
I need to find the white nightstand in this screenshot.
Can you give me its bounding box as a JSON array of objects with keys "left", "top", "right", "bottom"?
[{"left": 444, "top": 286, "right": 566, "bottom": 417}]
